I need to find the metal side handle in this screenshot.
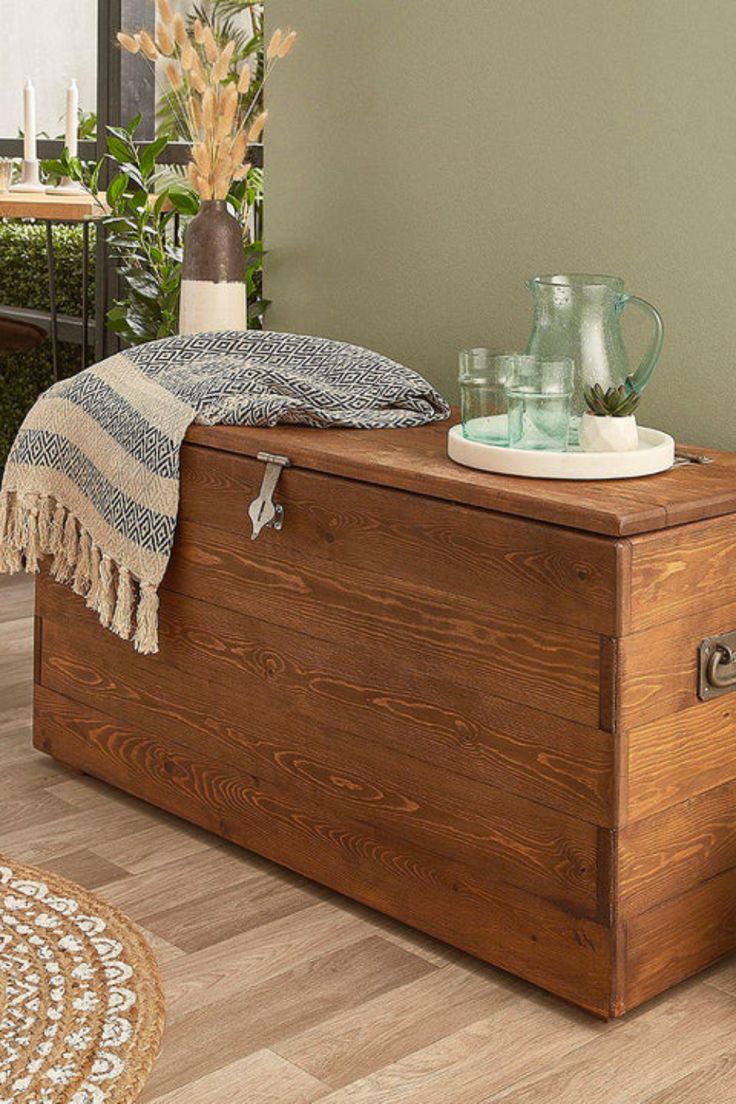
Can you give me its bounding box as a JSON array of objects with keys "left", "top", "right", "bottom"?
[
  {"left": 248, "top": 452, "right": 290, "bottom": 541},
  {"left": 699, "top": 631, "right": 736, "bottom": 700}
]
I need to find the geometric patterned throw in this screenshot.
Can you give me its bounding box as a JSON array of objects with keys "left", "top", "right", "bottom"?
[{"left": 0, "top": 330, "right": 450, "bottom": 654}]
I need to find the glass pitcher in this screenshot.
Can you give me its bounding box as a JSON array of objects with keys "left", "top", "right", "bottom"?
[{"left": 526, "top": 274, "right": 664, "bottom": 423}]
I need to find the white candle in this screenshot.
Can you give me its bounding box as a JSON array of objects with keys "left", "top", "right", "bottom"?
[
  {"left": 65, "top": 78, "right": 79, "bottom": 158},
  {"left": 22, "top": 79, "right": 36, "bottom": 162}
]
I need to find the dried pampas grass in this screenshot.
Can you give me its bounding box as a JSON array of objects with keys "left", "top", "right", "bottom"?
[
  {"left": 138, "top": 28, "right": 158, "bottom": 61},
  {"left": 117, "top": 11, "right": 297, "bottom": 203},
  {"left": 165, "top": 60, "right": 182, "bottom": 91},
  {"left": 156, "top": 21, "right": 174, "bottom": 55},
  {"left": 172, "top": 12, "right": 187, "bottom": 46},
  {"left": 117, "top": 31, "right": 139, "bottom": 53}
]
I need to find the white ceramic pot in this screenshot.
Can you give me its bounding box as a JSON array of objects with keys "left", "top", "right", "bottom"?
[{"left": 579, "top": 413, "right": 639, "bottom": 453}]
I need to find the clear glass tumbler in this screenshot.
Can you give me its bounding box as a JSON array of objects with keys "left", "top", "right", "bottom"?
[
  {"left": 459, "top": 350, "right": 517, "bottom": 446},
  {"left": 506, "top": 356, "right": 575, "bottom": 451}
]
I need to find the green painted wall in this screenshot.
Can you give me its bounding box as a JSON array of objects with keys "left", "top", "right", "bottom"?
[{"left": 265, "top": 0, "right": 736, "bottom": 448}]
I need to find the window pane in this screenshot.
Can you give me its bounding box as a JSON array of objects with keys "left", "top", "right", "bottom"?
[{"left": 1, "top": 0, "right": 97, "bottom": 139}]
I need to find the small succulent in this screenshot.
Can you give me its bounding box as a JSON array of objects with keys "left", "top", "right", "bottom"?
[{"left": 584, "top": 380, "right": 640, "bottom": 418}]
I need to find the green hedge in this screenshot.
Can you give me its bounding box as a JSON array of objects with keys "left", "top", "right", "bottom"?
[{"left": 0, "top": 222, "right": 95, "bottom": 476}]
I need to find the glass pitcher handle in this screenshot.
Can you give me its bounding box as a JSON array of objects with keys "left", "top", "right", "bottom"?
[{"left": 620, "top": 294, "right": 664, "bottom": 396}]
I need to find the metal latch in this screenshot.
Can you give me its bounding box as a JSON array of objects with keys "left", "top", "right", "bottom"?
[
  {"left": 674, "top": 450, "right": 715, "bottom": 467},
  {"left": 698, "top": 630, "right": 736, "bottom": 700},
  {"left": 248, "top": 452, "right": 290, "bottom": 541}
]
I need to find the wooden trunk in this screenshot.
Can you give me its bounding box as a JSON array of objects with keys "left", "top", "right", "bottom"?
[{"left": 32, "top": 420, "right": 736, "bottom": 1017}]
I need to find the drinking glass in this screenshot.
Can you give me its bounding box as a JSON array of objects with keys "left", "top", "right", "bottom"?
[
  {"left": 506, "top": 356, "right": 575, "bottom": 451},
  {"left": 459, "top": 350, "right": 517, "bottom": 446}
]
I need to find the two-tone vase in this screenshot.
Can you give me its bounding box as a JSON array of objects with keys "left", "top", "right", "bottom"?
[{"left": 179, "top": 200, "right": 246, "bottom": 334}]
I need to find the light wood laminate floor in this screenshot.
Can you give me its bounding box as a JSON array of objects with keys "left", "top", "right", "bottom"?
[{"left": 5, "top": 572, "right": 736, "bottom": 1102}]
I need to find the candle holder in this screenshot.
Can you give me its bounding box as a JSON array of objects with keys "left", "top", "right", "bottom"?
[
  {"left": 11, "top": 159, "right": 45, "bottom": 193},
  {"left": 49, "top": 177, "right": 87, "bottom": 196}
]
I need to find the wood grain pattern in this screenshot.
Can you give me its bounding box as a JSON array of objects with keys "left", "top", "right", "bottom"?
[
  {"left": 33, "top": 685, "right": 615, "bottom": 1015},
  {"left": 626, "top": 866, "right": 736, "bottom": 1009},
  {"left": 480, "top": 985, "right": 736, "bottom": 1104},
  {"left": 180, "top": 443, "right": 625, "bottom": 634},
  {"left": 38, "top": 573, "right": 616, "bottom": 826},
  {"left": 13, "top": 571, "right": 736, "bottom": 1095},
  {"left": 620, "top": 779, "right": 736, "bottom": 916},
  {"left": 185, "top": 423, "right": 736, "bottom": 537},
  {"left": 273, "top": 967, "right": 504, "bottom": 1089},
  {"left": 162, "top": 519, "right": 602, "bottom": 727},
  {"left": 629, "top": 512, "right": 736, "bottom": 631},
  {"left": 37, "top": 616, "right": 602, "bottom": 915},
  {"left": 618, "top": 598, "right": 736, "bottom": 727},
  {"left": 0, "top": 191, "right": 106, "bottom": 221},
  {"left": 627, "top": 695, "right": 736, "bottom": 822}
]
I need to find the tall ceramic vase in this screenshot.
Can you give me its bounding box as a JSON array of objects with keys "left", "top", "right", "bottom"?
[{"left": 179, "top": 200, "right": 247, "bottom": 335}]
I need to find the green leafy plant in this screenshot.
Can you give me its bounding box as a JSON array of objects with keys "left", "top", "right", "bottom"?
[
  {"left": 0, "top": 222, "right": 92, "bottom": 475},
  {"left": 584, "top": 381, "right": 640, "bottom": 417},
  {"left": 44, "top": 116, "right": 190, "bottom": 343},
  {"left": 43, "top": 114, "right": 268, "bottom": 343}
]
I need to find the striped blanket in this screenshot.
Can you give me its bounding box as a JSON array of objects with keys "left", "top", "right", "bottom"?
[{"left": 0, "top": 330, "right": 449, "bottom": 653}]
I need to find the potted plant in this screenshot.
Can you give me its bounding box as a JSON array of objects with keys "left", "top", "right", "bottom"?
[
  {"left": 118, "top": 2, "right": 295, "bottom": 334},
  {"left": 580, "top": 381, "right": 640, "bottom": 452}
]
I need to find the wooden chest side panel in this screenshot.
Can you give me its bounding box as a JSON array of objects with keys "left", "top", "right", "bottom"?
[
  {"left": 37, "top": 592, "right": 602, "bottom": 915},
  {"left": 618, "top": 598, "right": 736, "bottom": 728},
  {"left": 180, "top": 443, "right": 625, "bottom": 635},
  {"left": 33, "top": 685, "right": 614, "bottom": 1016},
  {"left": 619, "top": 779, "right": 736, "bottom": 917},
  {"left": 627, "top": 696, "right": 736, "bottom": 822},
  {"left": 625, "top": 867, "right": 736, "bottom": 1011},
  {"left": 628, "top": 514, "right": 736, "bottom": 633},
  {"left": 162, "top": 519, "right": 602, "bottom": 728},
  {"left": 37, "top": 572, "right": 615, "bottom": 826}
]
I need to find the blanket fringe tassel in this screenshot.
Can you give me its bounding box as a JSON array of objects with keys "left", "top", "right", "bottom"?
[{"left": 0, "top": 490, "right": 160, "bottom": 653}]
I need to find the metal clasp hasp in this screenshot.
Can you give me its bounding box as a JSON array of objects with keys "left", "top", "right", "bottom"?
[{"left": 248, "top": 452, "right": 291, "bottom": 541}]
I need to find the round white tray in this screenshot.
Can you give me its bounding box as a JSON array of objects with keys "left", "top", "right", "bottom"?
[{"left": 447, "top": 422, "right": 675, "bottom": 480}]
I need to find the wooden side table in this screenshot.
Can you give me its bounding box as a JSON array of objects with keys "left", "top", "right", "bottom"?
[{"left": 0, "top": 192, "right": 107, "bottom": 378}]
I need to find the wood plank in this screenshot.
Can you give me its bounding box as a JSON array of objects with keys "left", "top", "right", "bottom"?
[
  {"left": 40, "top": 622, "right": 600, "bottom": 914},
  {"left": 38, "top": 573, "right": 615, "bottom": 826},
  {"left": 301, "top": 996, "right": 605, "bottom": 1104},
  {"left": 186, "top": 422, "right": 736, "bottom": 537},
  {"left": 180, "top": 443, "right": 625, "bottom": 635},
  {"left": 141, "top": 868, "right": 331, "bottom": 954},
  {"left": 618, "top": 598, "right": 736, "bottom": 727},
  {"left": 626, "top": 866, "right": 736, "bottom": 1009},
  {"left": 159, "top": 900, "right": 389, "bottom": 1024},
  {"left": 274, "top": 965, "right": 507, "bottom": 1089},
  {"left": 629, "top": 513, "right": 736, "bottom": 632},
  {"left": 0, "top": 191, "right": 106, "bottom": 220},
  {"left": 146, "top": 1049, "right": 328, "bottom": 1104},
  {"left": 39, "top": 847, "right": 131, "bottom": 890},
  {"left": 33, "top": 686, "right": 615, "bottom": 1015},
  {"left": 619, "top": 779, "right": 736, "bottom": 917},
  {"left": 162, "top": 518, "right": 602, "bottom": 727},
  {"left": 480, "top": 985, "right": 736, "bottom": 1103},
  {"left": 143, "top": 935, "right": 434, "bottom": 1099},
  {"left": 38, "top": 615, "right": 601, "bottom": 915},
  {"left": 641, "top": 1051, "right": 736, "bottom": 1104},
  {"left": 0, "top": 574, "right": 34, "bottom": 624},
  {"left": 627, "top": 695, "right": 736, "bottom": 822}
]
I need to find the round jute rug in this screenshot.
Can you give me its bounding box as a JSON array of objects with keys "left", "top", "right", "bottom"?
[{"left": 0, "top": 854, "right": 165, "bottom": 1104}]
